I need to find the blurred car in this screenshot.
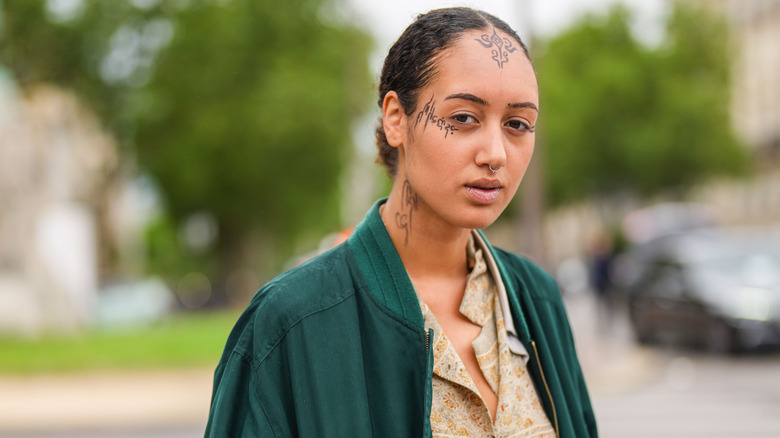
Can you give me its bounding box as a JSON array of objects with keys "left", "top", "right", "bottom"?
[{"left": 615, "top": 228, "right": 780, "bottom": 352}]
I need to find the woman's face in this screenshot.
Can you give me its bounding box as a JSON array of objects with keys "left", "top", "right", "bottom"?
[{"left": 393, "top": 29, "right": 539, "bottom": 231}]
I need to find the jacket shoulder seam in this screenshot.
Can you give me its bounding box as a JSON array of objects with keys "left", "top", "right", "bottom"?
[
  {"left": 252, "top": 290, "right": 357, "bottom": 366},
  {"left": 252, "top": 374, "right": 280, "bottom": 437}
]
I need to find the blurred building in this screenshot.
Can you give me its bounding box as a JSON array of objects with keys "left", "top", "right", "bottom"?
[
  {"left": 0, "top": 74, "right": 119, "bottom": 335},
  {"left": 688, "top": 0, "right": 780, "bottom": 160}
]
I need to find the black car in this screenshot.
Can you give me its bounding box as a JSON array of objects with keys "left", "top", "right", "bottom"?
[{"left": 616, "top": 228, "right": 780, "bottom": 352}]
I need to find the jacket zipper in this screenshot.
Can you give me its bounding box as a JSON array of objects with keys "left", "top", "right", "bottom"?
[
  {"left": 531, "top": 340, "right": 559, "bottom": 438},
  {"left": 423, "top": 328, "right": 434, "bottom": 438}
]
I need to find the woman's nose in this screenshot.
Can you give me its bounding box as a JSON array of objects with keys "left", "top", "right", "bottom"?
[{"left": 475, "top": 127, "right": 507, "bottom": 172}]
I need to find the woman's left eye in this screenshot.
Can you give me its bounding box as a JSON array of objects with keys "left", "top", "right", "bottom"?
[{"left": 505, "top": 119, "right": 532, "bottom": 132}]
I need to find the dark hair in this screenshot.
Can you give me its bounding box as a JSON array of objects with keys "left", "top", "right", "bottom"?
[{"left": 375, "top": 7, "right": 530, "bottom": 176}]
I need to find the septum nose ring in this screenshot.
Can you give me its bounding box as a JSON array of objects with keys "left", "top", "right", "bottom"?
[{"left": 489, "top": 164, "right": 501, "bottom": 174}]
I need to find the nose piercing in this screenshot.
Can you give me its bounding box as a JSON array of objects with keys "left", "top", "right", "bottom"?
[{"left": 489, "top": 164, "right": 501, "bottom": 173}]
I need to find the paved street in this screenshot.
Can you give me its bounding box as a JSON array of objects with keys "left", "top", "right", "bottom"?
[
  {"left": 567, "top": 293, "right": 780, "bottom": 438},
  {"left": 593, "top": 351, "right": 780, "bottom": 437}
]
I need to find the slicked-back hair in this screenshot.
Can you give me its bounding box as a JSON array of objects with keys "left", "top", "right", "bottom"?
[{"left": 375, "top": 7, "right": 530, "bottom": 176}]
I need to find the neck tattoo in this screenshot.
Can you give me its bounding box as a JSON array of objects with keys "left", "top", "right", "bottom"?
[{"left": 394, "top": 180, "right": 418, "bottom": 246}]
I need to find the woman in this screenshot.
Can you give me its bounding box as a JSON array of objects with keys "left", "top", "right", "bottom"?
[{"left": 206, "top": 7, "right": 597, "bottom": 437}]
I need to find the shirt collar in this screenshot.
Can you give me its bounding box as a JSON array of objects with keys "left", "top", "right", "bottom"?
[{"left": 472, "top": 231, "right": 530, "bottom": 362}]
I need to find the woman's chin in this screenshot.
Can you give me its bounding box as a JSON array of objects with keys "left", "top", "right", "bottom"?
[{"left": 452, "top": 208, "right": 504, "bottom": 230}]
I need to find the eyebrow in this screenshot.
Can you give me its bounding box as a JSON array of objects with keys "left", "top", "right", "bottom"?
[
  {"left": 508, "top": 101, "right": 539, "bottom": 112},
  {"left": 445, "top": 93, "right": 488, "bottom": 106},
  {"left": 445, "top": 93, "right": 538, "bottom": 112}
]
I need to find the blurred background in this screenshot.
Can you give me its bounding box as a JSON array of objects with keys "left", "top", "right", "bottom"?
[{"left": 1, "top": 0, "right": 779, "bottom": 436}]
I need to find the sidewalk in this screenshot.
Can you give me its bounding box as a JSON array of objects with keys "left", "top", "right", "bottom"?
[
  {"left": 564, "top": 293, "right": 662, "bottom": 398},
  {"left": 0, "top": 368, "right": 213, "bottom": 434}
]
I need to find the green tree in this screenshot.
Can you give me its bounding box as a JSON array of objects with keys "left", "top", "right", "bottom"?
[
  {"left": 534, "top": 4, "right": 749, "bottom": 206},
  {"left": 0, "top": 0, "right": 372, "bottom": 297},
  {"left": 132, "top": 0, "right": 371, "bottom": 291},
  {"left": 0, "top": 0, "right": 160, "bottom": 134}
]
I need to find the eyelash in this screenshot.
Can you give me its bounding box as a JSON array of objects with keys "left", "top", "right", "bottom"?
[{"left": 450, "top": 114, "right": 534, "bottom": 133}]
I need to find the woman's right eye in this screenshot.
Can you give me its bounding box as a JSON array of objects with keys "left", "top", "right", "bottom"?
[{"left": 451, "top": 114, "right": 476, "bottom": 124}]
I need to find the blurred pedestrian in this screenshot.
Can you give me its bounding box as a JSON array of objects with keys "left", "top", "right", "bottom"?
[
  {"left": 587, "top": 229, "right": 617, "bottom": 332},
  {"left": 206, "top": 7, "right": 596, "bottom": 437}
]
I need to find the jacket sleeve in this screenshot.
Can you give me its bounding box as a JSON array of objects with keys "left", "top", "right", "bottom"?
[
  {"left": 494, "top": 248, "right": 599, "bottom": 437},
  {"left": 576, "top": 356, "right": 599, "bottom": 437},
  {"left": 542, "top": 270, "right": 599, "bottom": 437},
  {"left": 204, "top": 308, "right": 276, "bottom": 437},
  {"left": 549, "top": 275, "right": 599, "bottom": 437}
]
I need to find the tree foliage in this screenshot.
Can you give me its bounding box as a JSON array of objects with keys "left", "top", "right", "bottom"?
[
  {"left": 1, "top": 0, "right": 372, "bottom": 285},
  {"left": 134, "top": 0, "right": 370, "bottom": 247},
  {"left": 534, "top": 4, "right": 749, "bottom": 206}
]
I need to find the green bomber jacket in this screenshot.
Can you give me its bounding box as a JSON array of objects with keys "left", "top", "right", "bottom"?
[{"left": 205, "top": 200, "right": 598, "bottom": 437}]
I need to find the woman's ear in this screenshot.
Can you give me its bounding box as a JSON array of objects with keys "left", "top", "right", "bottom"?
[{"left": 382, "top": 91, "right": 406, "bottom": 147}]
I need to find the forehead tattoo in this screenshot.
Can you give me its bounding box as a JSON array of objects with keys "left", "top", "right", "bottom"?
[{"left": 474, "top": 28, "right": 518, "bottom": 69}]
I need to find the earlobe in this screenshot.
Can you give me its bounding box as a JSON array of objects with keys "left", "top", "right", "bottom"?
[{"left": 382, "top": 91, "right": 405, "bottom": 147}]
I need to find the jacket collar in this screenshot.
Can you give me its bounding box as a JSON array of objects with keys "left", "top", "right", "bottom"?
[{"left": 347, "top": 199, "right": 425, "bottom": 329}]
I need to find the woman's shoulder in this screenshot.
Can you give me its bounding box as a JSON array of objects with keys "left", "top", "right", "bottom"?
[
  {"left": 255, "top": 243, "right": 357, "bottom": 316},
  {"left": 227, "top": 243, "right": 360, "bottom": 360}
]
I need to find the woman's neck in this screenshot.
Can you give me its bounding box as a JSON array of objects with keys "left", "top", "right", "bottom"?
[{"left": 380, "top": 190, "right": 470, "bottom": 282}]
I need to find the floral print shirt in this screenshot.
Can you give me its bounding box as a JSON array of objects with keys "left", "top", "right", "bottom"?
[{"left": 418, "top": 233, "right": 556, "bottom": 437}]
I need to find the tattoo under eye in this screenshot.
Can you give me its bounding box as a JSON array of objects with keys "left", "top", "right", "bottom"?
[
  {"left": 474, "top": 28, "right": 517, "bottom": 69},
  {"left": 415, "top": 95, "right": 435, "bottom": 128},
  {"left": 413, "top": 95, "right": 459, "bottom": 138}
]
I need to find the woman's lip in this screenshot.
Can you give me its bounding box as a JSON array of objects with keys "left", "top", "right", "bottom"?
[
  {"left": 469, "top": 178, "right": 502, "bottom": 189},
  {"left": 465, "top": 186, "right": 501, "bottom": 204}
]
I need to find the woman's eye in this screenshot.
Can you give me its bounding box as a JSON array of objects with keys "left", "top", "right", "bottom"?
[
  {"left": 451, "top": 114, "right": 476, "bottom": 124},
  {"left": 506, "top": 119, "right": 532, "bottom": 132}
]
